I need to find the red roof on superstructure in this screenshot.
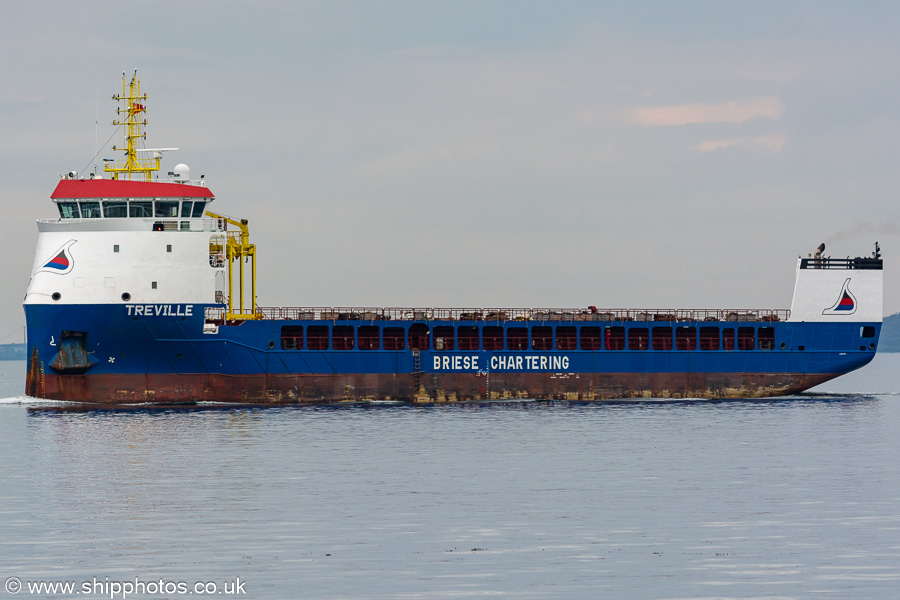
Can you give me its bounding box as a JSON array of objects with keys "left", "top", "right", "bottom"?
[{"left": 51, "top": 178, "right": 214, "bottom": 200}]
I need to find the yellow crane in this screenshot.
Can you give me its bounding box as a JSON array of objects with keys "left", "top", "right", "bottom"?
[{"left": 206, "top": 211, "right": 262, "bottom": 321}]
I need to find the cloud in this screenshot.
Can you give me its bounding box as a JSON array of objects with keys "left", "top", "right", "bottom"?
[
  {"left": 694, "top": 133, "right": 787, "bottom": 153},
  {"left": 631, "top": 97, "right": 784, "bottom": 127}
]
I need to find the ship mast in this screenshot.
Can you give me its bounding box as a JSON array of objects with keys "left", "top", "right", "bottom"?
[{"left": 104, "top": 70, "right": 173, "bottom": 181}]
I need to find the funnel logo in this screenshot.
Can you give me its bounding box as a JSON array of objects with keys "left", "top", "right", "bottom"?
[
  {"left": 822, "top": 278, "right": 856, "bottom": 315},
  {"left": 37, "top": 240, "right": 76, "bottom": 275}
]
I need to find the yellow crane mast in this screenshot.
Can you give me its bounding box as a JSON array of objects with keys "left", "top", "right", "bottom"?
[
  {"left": 206, "top": 211, "right": 261, "bottom": 321},
  {"left": 104, "top": 70, "right": 176, "bottom": 181}
]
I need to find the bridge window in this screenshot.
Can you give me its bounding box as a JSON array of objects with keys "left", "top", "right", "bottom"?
[
  {"left": 280, "top": 326, "right": 303, "bottom": 350},
  {"left": 383, "top": 327, "right": 405, "bottom": 350},
  {"left": 155, "top": 201, "right": 180, "bottom": 217},
  {"left": 652, "top": 327, "right": 673, "bottom": 350},
  {"left": 58, "top": 202, "right": 80, "bottom": 219},
  {"left": 556, "top": 326, "right": 577, "bottom": 350},
  {"left": 181, "top": 201, "right": 194, "bottom": 217},
  {"left": 192, "top": 202, "right": 207, "bottom": 217},
  {"left": 103, "top": 201, "right": 128, "bottom": 218},
  {"left": 307, "top": 326, "right": 329, "bottom": 350},
  {"left": 507, "top": 327, "right": 528, "bottom": 350},
  {"left": 676, "top": 327, "right": 697, "bottom": 351},
  {"left": 604, "top": 327, "right": 624, "bottom": 350},
  {"left": 333, "top": 326, "right": 355, "bottom": 350},
  {"left": 723, "top": 328, "right": 735, "bottom": 350},
  {"left": 482, "top": 326, "right": 504, "bottom": 351},
  {"left": 582, "top": 326, "right": 603, "bottom": 350},
  {"left": 738, "top": 327, "right": 755, "bottom": 350},
  {"left": 699, "top": 327, "right": 719, "bottom": 351},
  {"left": 409, "top": 323, "right": 429, "bottom": 350},
  {"left": 358, "top": 326, "right": 380, "bottom": 350},
  {"left": 129, "top": 201, "right": 152, "bottom": 217},
  {"left": 758, "top": 327, "right": 774, "bottom": 350},
  {"left": 79, "top": 201, "right": 102, "bottom": 218},
  {"left": 628, "top": 327, "right": 649, "bottom": 350},
  {"left": 458, "top": 326, "right": 479, "bottom": 351},
  {"left": 531, "top": 326, "right": 552, "bottom": 350},
  {"left": 433, "top": 326, "right": 455, "bottom": 351}
]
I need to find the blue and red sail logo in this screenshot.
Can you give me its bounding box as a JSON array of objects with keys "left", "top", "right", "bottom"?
[
  {"left": 822, "top": 278, "right": 856, "bottom": 315},
  {"left": 37, "top": 240, "right": 76, "bottom": 275}
]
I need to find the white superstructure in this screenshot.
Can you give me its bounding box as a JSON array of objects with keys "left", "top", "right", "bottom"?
[{"left": 25, "top": 187, "right": 225, "bottom": 308}]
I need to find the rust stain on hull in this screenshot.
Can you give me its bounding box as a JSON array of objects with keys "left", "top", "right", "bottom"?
[
  {"left": 27, "top": 347, "right": 45, "bottom": 398},
  {"left": 31, "top": 371, "right": 843, "bottom": 406}
]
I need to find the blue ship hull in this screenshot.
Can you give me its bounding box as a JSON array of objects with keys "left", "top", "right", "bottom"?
[{"left": 24, "top": 303, "right": 880, "bottom": 403}]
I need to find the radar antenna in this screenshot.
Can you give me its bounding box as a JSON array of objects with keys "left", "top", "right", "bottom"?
[{"left": 103, "top": 70, "right": 177, "bottom": 181}]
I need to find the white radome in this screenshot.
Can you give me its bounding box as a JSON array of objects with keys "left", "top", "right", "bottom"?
[{"left": 173, "top": 163, "right": 190, "bottom": 183}]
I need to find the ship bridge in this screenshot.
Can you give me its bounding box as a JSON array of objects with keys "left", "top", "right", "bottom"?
[{"left": 49, "top": 178, "right": 214, "bottom": 222}]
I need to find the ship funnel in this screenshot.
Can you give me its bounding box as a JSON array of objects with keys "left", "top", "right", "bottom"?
[
  {"left": 789, "top": 245, "right": 883, "bottom": 323},
  {"left": 814, "top": 243, "right": 825, "bottom": 259}
]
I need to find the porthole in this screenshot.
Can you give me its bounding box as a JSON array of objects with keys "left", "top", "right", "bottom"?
[
  {"left": 121, "top": 292, "right": 131, "bottom": 301},
  {"left": 869, "top": 343, "right": 875, "bottom": 351},
  {"left": 780, "top": 342, "right": 786, "bottom": 350},
  {"left": 268, "top": 341, "right": 276, "bottom": 349},
  {"left": 51, "top": 292, "right": 61, "bottom": 301}
]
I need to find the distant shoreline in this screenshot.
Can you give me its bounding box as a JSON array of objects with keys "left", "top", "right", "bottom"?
[
  {"left": 0, "top": 343, "right": 26, "bottom": 360},
  {"left": 1, "top": 341, "right": 899, "bottom": 361},
  {"left": 3, "top": 314, "right": 900, "bottom": 360}
]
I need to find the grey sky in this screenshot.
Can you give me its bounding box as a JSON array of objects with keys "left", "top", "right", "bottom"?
[{"left": 2, "top": 1, "right": 899, "bottom": 341}]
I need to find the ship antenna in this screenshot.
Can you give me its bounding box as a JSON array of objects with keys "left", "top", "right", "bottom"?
[
  {"left": 103, "top": 70, "right": 177, "bottom": 181},
  {"left": 93, "top": 73, "right": 99, "bottom": 176}
]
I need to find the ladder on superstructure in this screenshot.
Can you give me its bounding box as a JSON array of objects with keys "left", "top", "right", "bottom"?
[{"left": 412, "top": 349, "right": 422, "bottom": 395}]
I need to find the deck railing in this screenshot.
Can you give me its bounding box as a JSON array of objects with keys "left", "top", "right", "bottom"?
[
  {"left": 207, "top": 306, "right": 791, "bottom": 323},
  {"left": 800, "top": 257, "right": 882, "bottom": 270},
  {"left": 37, "top": 217, "right": 223, "bottom": 232}
]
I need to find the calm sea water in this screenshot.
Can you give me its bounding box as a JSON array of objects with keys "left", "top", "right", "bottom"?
[{"left": 1, "top": 357, "right": 899, "bottom": 599}]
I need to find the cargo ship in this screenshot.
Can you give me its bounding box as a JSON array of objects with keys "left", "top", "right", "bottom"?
[{"left": 23, "top": 73, "right": 884, "bottom": 404}]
